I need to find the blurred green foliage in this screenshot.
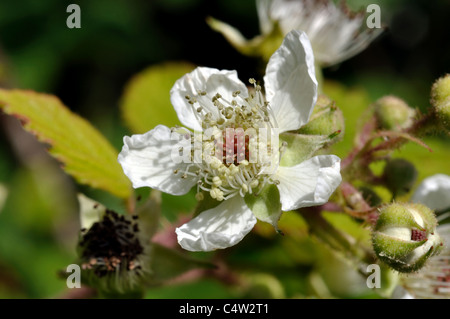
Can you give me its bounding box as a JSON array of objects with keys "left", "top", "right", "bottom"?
[{"left": 0, "top": 0, "right": 448, "bottom": 298}]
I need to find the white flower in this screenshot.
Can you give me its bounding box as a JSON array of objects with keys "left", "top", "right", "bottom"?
[
  {"left": 118, "top": 30, "right": 342, "bottom": 252},
  {"left": 394, "top": 174, "right": 450, "bottom": 298},
  {"left": 412, "top": 174, "right": 450, "bottom": 215},
  {"left": 209, "top": 0, "right": 383, "bottom": 67}
]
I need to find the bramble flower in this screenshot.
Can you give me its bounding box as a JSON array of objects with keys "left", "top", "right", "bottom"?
[
  {"left": 208, "top": 0, "right": 383, "bottom": 66},
  {"left": 118, "top": 30, "right": 342, "bottom": 252},
  {"left": 412, "top": 174, "right": 450, "bottom": 217}
]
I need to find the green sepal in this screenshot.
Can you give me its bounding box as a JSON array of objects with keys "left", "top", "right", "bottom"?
[
  {"left": 406, "top": 203, "right": 438, "bottom": 231},
  {"left": 382, "top": 244, "right": 440, "bottom": 273},
  {"left": 244, "top": 184, "right": 283, "bottom": 234},
  {"left": 298, "top": 94, "right": 345, "bottom": 139},
  {"left": 375, "top": 203, "right": 425, "bottom": 231},
  {"left": 372, "top": 231, "right": 425, "bottom": 259},
  {"left": 279, "top": 132, "right": 329, "bottom": 167}
]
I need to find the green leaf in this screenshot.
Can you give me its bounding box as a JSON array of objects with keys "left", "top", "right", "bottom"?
[
  {"left": 0, "top": 89, "right": 132, "bottom": 199},
  {"left": 120, "top": 61, "right": 195, "bottom": 134},
  {"left": 279, "top": 132, "right": 329, "bottom": 167},
  {"left": 149, "top": 243, "right": 215, "bottom": 285},
  {"left": 245, "top": 184, "right": 283, "bottom": 233}
]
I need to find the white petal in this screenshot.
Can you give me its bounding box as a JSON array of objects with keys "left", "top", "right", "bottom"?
[
  {"left": 412, "top": 174, "right": 450, "bottom": 212},
  {"left": 78, "top": 193, "right": 105, "bottom": 230},
  {"left": 118, "top": 125, "right": 197, "bottom": 195},
  {"left": 264, "top": 30, "right": 318, "bottom": 133},
  {"left": 275, "top": 155, "right": 341, "bottom": 211},
  {"left": 175, "top": 196, "right": 257, "bottom": 251},
  {"left": 170, "top": 67, "right": 247, "bottom": 131}
]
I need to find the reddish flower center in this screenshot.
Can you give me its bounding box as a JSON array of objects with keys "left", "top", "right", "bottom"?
[{"left": 411, "top": 229, "right": 427, "bottom": 241}]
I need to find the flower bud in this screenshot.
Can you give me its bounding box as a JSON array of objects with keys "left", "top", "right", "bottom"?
[
  {"left": 383, "top": 158, "right": 417, "bottom": 197},
  {"left": 431, "top": 74, "right": 450, "bottom": 132},
  {"left": 372, "top": 203, "right": 444, "bottom": 273},
  {"left": 374, "top": 96, "right": 416, "bottom": 131},
  {"left": 298, "top": 94, "right": 344, "bottom": 139},
  {"left": 241, "top": 273, "right": 285, "bottom": 299}
]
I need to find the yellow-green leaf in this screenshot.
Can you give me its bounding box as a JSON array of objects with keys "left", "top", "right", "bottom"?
[
  {"left": 120, "top": 61, "right": 195, "bottom": 134},
  {"left": 0, "top": 89, "right": 132, "bottom": 198}
]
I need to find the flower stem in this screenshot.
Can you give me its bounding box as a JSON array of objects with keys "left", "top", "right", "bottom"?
[
  {"left": 298, "top": 207, "right": 375, "bottom": 276},
  {"left": 315, "top": 62, "right": 324, "bottom": 94}
]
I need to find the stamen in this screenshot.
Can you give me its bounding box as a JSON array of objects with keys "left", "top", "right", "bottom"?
[{"left": 185, "top": 76, "right": 280, "bottom": 202}]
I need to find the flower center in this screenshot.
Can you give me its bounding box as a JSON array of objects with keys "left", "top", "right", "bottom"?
[
  {"left": 173, "top": 79, "right": 285, "bottom": 202},
  {"left": 411, "top": 229, "right": 427, "bottom": 242}
]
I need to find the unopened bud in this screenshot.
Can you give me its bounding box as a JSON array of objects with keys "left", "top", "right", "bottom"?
[
  {"left": 241, "top": 273, "right": 285, "bottom": 299},
  {"left": 431, "top": 74, "right": 450, "bottom": 132},
  {"left": 383, "top": 158, "right": 417, "bottom": 197},
  {"left": 298, "top": 95, "right": 344, "bottom": 139},
  {"left": 374, "top": 96, "right": 416, "bottom": 131},
  {"left": 359, "top": 186, "right": 382, "bottom": 207},
  {"left": 372, "top": 203, "right": 443, "bottom": 273}
]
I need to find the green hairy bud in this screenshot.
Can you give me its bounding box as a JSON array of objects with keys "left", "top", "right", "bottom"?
[
  {"left": 374, "top": 95, "right": 416, "bottom": 131},
  {"left": 431, "top": 74, "right": 450, "bottom": 132},
  {"left": 298, "top": 94, "right": 344, "bottom": 139},
  {"left": 372, "top": 203, "right": 444, "bottom": 273},
  {"left": 383, "top": 158, "right": 418, "bottom": 197}
]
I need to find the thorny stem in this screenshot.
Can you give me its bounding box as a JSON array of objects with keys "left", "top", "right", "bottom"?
[{"left": 341, "top": 111, "right": 434, "bottom": 182}]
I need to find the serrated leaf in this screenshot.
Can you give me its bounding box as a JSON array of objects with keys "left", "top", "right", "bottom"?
[
  {"left": 120, "top": 61, "right": 196, "bottom": 134},
  {"left": 245, "top": 184, "right": 283, "bottom": 233},
  {"left": 0, "top": 89, "right": 132, "bottom": 199}
]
